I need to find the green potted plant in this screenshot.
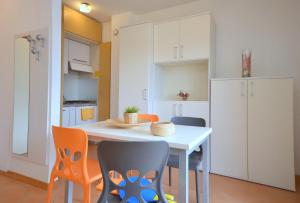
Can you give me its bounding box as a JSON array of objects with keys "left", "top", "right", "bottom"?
[{"left": 124, "top": 106, "right": 139, "bottom": 124}]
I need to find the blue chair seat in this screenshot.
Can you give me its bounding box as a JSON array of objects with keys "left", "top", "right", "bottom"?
[{"left": 119, "top": 176, "right": 156, "bottom": 203}]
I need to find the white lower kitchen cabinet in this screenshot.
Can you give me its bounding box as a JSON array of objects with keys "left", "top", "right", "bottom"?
[
  {"left": 62, "top": 106, "right": 97, "bottom": 127},
  {"left": 154, "top": 101, "right": 209, "bottom": 125},
  {"left": 211, "top": 77, "right": 295, "bottom": 191},
  {"left": 62, "top": 107, "right": 75, "bottom": 127}
]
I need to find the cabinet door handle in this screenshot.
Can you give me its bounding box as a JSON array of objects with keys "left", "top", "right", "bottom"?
[
  {"left": 174, "top": 46, "right": 178, "bottom": 59},
  {"left": 241, "top": 81, "right": 245, "bottom": 96},
  {"left": 250, "top": 81, "right": 254, "bottom": 97},
  {"left": 172, "top": 104, "right": 177, "bottom": 116},
  {"left": 72, "top": 58, "right": 88, "bottom": 63},
  {"left": 180, "top": 45, "right": 184, "bottom": 59},
  {"left": 142, "top": 89, "right": 147, "bottom": 101}
]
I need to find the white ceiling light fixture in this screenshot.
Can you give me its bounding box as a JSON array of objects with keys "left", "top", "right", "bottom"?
[{"left": 80, "top": 2, "right": 92, "bottom": 13}]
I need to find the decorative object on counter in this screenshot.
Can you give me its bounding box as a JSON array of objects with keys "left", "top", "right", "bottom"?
[
  {"left": 124, "top": 106, "right": 139, "bottom": 124},
  {"left": 151, "top": 122, "right": 175, "bottom": 137},
  {"left": 242, "top": 49, "right": 251, "bottom": 77},
  {"left": 177, "top": 90, "right": 190, "bottom": 101},
  {"left": 105, "top": 119, "right": 150, "bottom": 128}
]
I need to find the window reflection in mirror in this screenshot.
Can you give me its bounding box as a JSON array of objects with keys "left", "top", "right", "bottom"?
[{"left": 12, "top": 37, "right": 30, "bottom": 156}]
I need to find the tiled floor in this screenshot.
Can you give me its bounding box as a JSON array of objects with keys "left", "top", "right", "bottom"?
[{"left": 0, "top": 172, "right": 299, "bottom": 203}]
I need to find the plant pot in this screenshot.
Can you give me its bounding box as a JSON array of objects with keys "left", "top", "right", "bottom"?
[
  {"left": 124, "top": 113, "right": 138, "bottom": 124},
  {"left": 181, "top": 96, "right": 189, "bottom": 101}
]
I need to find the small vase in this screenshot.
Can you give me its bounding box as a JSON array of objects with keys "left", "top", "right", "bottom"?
[
  {"left": 124, "top": 113, "right": 138, "bottom": 124},
  {"left": 242, "top": 49, "right": 251, "bottom": 77}
]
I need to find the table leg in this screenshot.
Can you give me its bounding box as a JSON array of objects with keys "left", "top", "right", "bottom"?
[
  {"left": 202, "top": 138, "right": 210, "bottom": 203},
  {"left": 179, "top": 150, "right": 189, "bottom": 203},
  {"left": 64, "top": 181, "right": 73, "bottom": 203}
]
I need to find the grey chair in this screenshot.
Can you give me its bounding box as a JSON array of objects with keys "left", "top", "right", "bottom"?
[
  {"left": 97, "top": 141, "right": 170, "bottom": 203},
  {"left": 168, "top": 117, "right": 206, "bottom": 203}
]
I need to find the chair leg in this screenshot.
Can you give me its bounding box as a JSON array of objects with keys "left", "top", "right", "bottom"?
[
  {"left": 46, "top": 175, "right": 55, "bottom": 203},
  {"left": 195, "top": 170, "right": 200, "bottom": 203},
  {"left": 83, "top": 184, "right": 91, "bottom": 203},
  {"left": 168, "top": 166, "right": 172, "bottom": 186}
]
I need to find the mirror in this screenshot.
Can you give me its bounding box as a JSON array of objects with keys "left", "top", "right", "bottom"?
[{"left": 12, "top": 37, "right": 30, "bottom": 156}]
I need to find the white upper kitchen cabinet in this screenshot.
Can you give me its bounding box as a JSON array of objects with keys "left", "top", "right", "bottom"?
[
  {"left": 118, "top": 23, "right": 153, "bottom": 116},
  {"left": 211, "top": 79, "right": 248, "bottom": 180},
  {"left": 154, "top": 14, "right": 211, "bottom": 63},
  {"left": 180, "top": 15, "right": 210, "bottom": 61},
  {"left": 68, "top": 39, "right": 90, "bottom": 65},
  {"left": 248, "top": 78, "right": 295, "bottom": 191},
  {"left": 154, "top": 21, "right": 179, "bottom": 63}
]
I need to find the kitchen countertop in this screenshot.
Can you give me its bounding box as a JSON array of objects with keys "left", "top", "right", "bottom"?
[{"left": 63, "top": 100, "right": 97, "bottom": 107}]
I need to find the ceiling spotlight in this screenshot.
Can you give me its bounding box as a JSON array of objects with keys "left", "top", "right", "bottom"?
[{"left": 80, "top": 2, "right": 92, "bottom": 13}]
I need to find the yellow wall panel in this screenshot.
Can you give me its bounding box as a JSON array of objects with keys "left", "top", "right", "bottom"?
[{"left": 98, "top": 42, "right": 111, "bottom": 121}]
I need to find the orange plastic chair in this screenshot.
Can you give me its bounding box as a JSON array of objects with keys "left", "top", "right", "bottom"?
[
  {"left": 47, "top": 126, "right": 102, "bottom": 203},
  {"left": 138, "top": 114, "right": 159, "bottom": 122}
]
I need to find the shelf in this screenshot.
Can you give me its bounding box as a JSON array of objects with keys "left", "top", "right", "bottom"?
[{"left": 154, "top": 61, "right": 209, "bottom": 101}]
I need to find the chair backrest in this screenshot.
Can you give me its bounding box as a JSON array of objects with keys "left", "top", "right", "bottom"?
[
  {"left": 51, "top": 126, "right": 89, "bottom": 184},
  {"left": 171, "top": 117, "right": 206, "bottom": 127},
  {"left": 97, "top": 141, "right": 169, "bottom": 203},
  {"left": 138, "top": 114, "right": 159, "bottom": 122}
]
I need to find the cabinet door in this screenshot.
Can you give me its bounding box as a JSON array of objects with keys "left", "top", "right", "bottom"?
[
  {"left": 180, "top": 15, "right": 210, "bottom": 61},
  {"left": 180, "top": 101, "right": 210, "bottom": 126},
  {"left": 63, "top": 38, "right": 69, "bottom": 74},
  {"left": 62, "top": 108, "right": 70, "bottom": 127},
  {"left": 154, "top": 101, "right": 177, "bottom": 122},
  {"left": 154, "top": 21, "right": 179, "bottom": 63},
  {"left": 68, "top": 40, "right": 90, "bottom": 65},
  {"left": 211, "top": 80, "right": 248, "bottom": 180},
  {"left": 69, "top": 107, "right": 76, "bottom": 126},
  {"left": 248, "top": 79, "right": 295, "bottom": 191},
  {"left": 119, "top": 23, "right": 153, "bottom": 116}
]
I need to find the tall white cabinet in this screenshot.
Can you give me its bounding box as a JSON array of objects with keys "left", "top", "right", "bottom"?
[
  {"left": 211, "top": 77, "right": 295, "bottom": 191},
  {"left": 118, "top": 23, "right": 153, "bottom": 116},
  {"left": 153, "top": 14, "right": 215, "bottom": 123},
  {"left": 118, "top": 14, "right": 215, "bottom": 123}
]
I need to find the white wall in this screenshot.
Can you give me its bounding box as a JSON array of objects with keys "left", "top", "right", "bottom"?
[
  {"left": 0, "top": 0, "right": 61, "bottom": 182},
  {"left": 110, "top": 0, "right": 300, "bottom": 174}
]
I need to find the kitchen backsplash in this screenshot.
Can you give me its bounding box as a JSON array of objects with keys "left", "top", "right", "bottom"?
[{"left": 64, "top": 71, "right": 98, "bottom": 101}]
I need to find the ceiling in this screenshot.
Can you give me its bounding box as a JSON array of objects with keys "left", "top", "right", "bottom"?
[{"left": 63, "top": 0, "right": 198, "bottom": 22}]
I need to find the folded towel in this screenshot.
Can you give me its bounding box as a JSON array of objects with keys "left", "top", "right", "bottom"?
[{"left": 81, "top": 108, "right": 94, "bottom": 121}]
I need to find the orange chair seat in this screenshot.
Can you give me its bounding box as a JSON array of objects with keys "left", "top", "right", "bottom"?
[
  {"left": 87, "top": 159, "right": 102, "bottom": 183},
  {"left": 138, "top": 114, "right": 159, "bottom": 122}
]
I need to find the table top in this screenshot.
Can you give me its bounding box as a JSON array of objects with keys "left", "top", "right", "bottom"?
[{"left": 76, "top": 122, "right": 212, "bottom": 151}]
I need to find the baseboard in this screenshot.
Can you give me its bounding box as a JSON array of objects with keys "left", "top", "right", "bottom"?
[{"left": 0, "top": 170, "right": 48, "bottom": 190}]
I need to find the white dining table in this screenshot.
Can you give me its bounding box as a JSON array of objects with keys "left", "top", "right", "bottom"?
[{"left": 64, "top": 121, "right": 212, "bottom": 203}]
